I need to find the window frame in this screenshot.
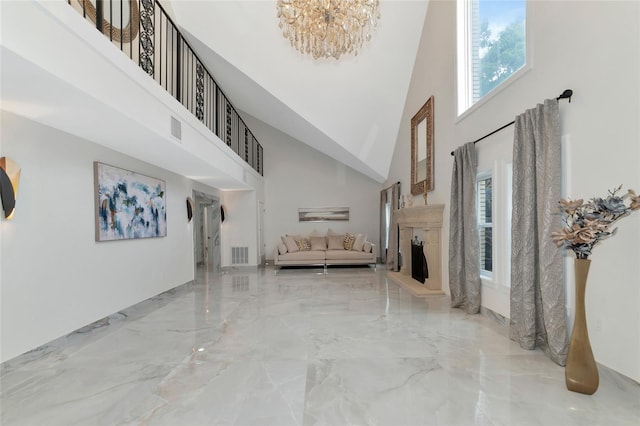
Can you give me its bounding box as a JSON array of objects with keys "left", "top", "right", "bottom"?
[
  {"left": 476, "top": 162, "right": 513, "bottom": 291},
  {"left": 456, "top": 0, "right": 532, "bottom": 119},
  {"left": 476, "top": 171, "right": 494, "bottom": 280}
]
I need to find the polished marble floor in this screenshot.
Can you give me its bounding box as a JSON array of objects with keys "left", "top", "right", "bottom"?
[{"left": 1, "top": 266, "right": 639, "bottom": 426}]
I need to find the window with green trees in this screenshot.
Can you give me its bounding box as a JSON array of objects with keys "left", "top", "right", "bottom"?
[{"left": 458, "top": 0, "right": 527, "bottom": 114}]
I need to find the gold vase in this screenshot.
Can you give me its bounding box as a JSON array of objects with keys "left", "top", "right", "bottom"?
[{"left": 565, "top": 258, "right": 599, "bottom": 394}]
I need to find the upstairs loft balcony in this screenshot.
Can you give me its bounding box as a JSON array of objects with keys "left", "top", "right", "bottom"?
[{"left": 68, "top": 0, "right": 263, "bottom": 176}]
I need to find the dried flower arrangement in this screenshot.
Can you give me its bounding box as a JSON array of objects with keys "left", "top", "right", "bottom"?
[{"left": 552, "top": 186, "right": 640, "bottom": 259}]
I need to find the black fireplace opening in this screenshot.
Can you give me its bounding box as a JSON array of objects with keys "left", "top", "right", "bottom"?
[{"left": 411, "top": 239, "right": 429, "bottom": 284}]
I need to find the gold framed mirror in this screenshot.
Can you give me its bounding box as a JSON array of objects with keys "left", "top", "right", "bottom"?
[{"left": 411, "top": 96, "right": 434, "bottom": 195}]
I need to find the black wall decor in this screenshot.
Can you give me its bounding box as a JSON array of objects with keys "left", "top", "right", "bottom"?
[
  {"left": 186, "top": 197, "right": 194, "bottom": 222},
  {"left": 0, "top": 166, "right": 15, "bottom": 219}
]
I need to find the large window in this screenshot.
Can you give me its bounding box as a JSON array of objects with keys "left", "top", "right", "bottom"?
[{"left": 457, "top": 0, "right": 527, "bottom": 115}]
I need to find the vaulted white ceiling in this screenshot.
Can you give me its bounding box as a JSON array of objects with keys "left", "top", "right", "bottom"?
[{"left": 169, "top": 1, "right": 430, "bottom": 182}]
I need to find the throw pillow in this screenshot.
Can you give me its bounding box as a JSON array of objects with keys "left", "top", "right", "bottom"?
[
  {"left": 282, "top": 235, "right": 299, "bottom": 253},
  {"left": 295, "top": 238, "right": 311, "bottom": 251},
  {"left": 327, "top": 235, "right": 345, "bottom": 250},
  {"left": 309, "top": 236, "right": 327, "bottom": 251},
  {"left": 326, "top": 228, "right": 338, "bottom": 236},
  {"left": 278, "top": 243, "right": 288, "bottom": 255},
  {"left": 363, "top": 241, "right": 372, "bottom": 253},
  {"left": 343, "top": 233, "right": 356, "bottom": 250},
  {"left": 352, "top": 234, "right": 366, "bottom": 251}
]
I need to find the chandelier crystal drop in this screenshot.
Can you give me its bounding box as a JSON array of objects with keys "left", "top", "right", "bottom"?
[{"left": 276, "top": 0, "right": 380, "bottom": 60}]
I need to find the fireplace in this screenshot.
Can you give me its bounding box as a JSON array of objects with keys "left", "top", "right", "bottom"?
[{"left": 388, "top": 204, "right": 444, "bottom": 297}]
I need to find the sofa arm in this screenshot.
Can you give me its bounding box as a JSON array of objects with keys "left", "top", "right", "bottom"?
[{"left": 369, "top": 243, "right": 376, "bottom": 254}]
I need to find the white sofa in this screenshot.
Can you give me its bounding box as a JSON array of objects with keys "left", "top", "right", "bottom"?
[{"left": 274, "top": 231, "right": 376, "bottom": 272}]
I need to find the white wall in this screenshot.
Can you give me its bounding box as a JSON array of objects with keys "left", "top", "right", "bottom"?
[
  {"left": 385, "top": 0, "right": 640, "bottom": 381},
  {"left": 217, "top": 155, "right": 265, "bottom": 268},
  {"left": 220, "top": 189, "right": 259, "bottom": 267},
  {"left": 0, "top": 0, "right": 268, "bottom": 361},
  {"left": 242, "top": 115, "right": 381, "bottom": 260},
  {"left": 0, "top": 112, "right": 220, "bottom": 363}
]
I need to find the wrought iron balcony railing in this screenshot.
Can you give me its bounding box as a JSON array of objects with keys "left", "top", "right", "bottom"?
[{"left": 68, "top": 0, "right": 263, "bottom": 176}]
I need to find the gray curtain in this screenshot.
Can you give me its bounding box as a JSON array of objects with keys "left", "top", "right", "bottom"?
[
  {"left": 386, "top": 182, "right": 400, "bottom": 271},
  {"left": 510, "top": 99, "right": 568, "bottom": 366},
  {"left": 449, "top": 142, "right": 481, "bottom": 314}
]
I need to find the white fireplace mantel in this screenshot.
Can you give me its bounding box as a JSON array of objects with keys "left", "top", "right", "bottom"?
[
  {"left": 395, "top": 204, "right": 445, "bottom": 229},
  {"left": 388, "top": 204, "right": 445, "bottom": 296}
]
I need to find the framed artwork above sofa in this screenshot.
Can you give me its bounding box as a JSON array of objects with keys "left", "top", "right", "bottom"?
[{"left": 298, "top": 207, "right": 349, "bottom": 222}]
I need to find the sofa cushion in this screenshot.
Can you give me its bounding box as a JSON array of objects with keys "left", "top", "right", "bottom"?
[
  {"left": 278, "top": 243, "right": 288, "bottom": 255},
  {"left": 282, "top": 235, "right": 299, "bottom": 253},
  {"left": 295, "top": 238, "right": 311, "bottom": 251},
  {"left": 363, "top": 241, "right": 373, "bottom": 253},
  {"left": 309, "top": 236, "right": 327, "bottom": 251},
  {"left": 343, "top": 233, "right": 356, "bottom": 250},
  {"left": 327, "top": 235, "right": 345, "bottom": 250},
  {"left": 278, "top": 250, "right": 326, "bottom": 261},
  {"left": 325, "top": 250, "right": 374, "bottom": 260},
  {"left": 308, "top": 229, "right": 321, "bottom": 237},
  {"left": 352, "top": 233, "right": 366, "bottom": 251}
]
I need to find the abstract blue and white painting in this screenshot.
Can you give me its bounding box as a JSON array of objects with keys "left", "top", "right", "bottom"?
[{"left": 94, "top": 162, "right": 167, "bottom": 241}]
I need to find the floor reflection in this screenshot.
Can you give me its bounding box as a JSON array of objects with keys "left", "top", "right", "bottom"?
[{"left": 1, "top": 265, "right": 639, "bottom": 425}]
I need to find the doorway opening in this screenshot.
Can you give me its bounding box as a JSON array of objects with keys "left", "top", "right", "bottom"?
[{"left": 193, "top": 191, "right": 221, "bottom": 273}]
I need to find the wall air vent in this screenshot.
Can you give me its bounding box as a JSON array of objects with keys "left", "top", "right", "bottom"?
[
  {"left": 231, "top": 247, "right": 249, "bottom": 265},
  {"left": 170, "top": 116, "right": 182, "bottom": 141}
]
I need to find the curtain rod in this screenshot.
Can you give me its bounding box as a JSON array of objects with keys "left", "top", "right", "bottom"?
[{"left": 450, "top": 89, "right": 573, "bottom": 156}]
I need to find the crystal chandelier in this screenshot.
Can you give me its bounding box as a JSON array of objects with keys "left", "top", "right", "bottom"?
[{"left": 276, "top": 0, "right": 380, "bottom": 60}]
